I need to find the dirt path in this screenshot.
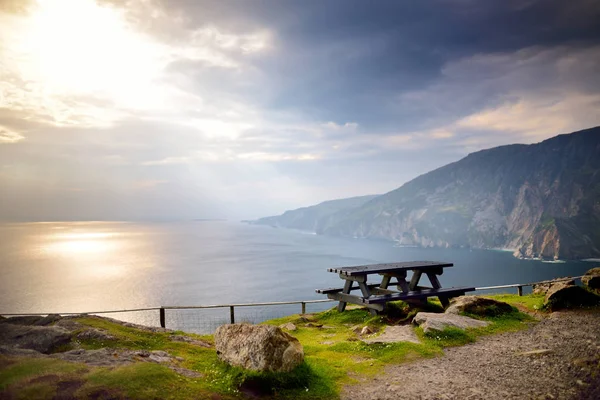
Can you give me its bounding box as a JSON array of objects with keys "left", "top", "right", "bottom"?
[{"left": 343, "top": 310, "right": 600, "bottom": 400}]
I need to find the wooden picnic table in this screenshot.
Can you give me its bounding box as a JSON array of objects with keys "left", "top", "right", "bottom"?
[{"left": 316, "top": 261, "right": 474, "bottom": 315}]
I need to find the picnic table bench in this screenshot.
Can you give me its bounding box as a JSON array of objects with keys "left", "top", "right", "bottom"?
[{"left": 316, "top": 261, "right": 474, "bottom": 315}]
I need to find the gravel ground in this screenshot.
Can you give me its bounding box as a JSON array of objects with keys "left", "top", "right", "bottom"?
[{"left": 343, "top": 309, "right": 600, "bottom": 400}]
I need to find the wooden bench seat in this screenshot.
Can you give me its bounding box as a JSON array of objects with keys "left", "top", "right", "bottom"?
[
  {"left": 315, "top": 281, "right": 402, "bottom": 294},
  {"left": 362, "top": 286, "right": 475, "bottom": 304}
]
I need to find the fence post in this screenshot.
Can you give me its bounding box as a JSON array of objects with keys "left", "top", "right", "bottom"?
[
  {"left": 159, "top": 307, "right": 166, "bottom": 328},
  {"left": 517, "top": 286, "right": 523, "bottom": 296},
  {"left": 229, "top": 306, "right": 235, "bottom": 324},
  {"left": 301, "top": 302, "right": 306, "bottom": 315}
]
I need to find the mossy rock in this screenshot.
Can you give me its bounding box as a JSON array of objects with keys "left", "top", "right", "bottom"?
[
  {"left": 544, "top": 283, "right": 600, "bottom": 311},
  {"left": 446, "top": 296, "right": 514, "bottom": 317},
  {"left": 581, "top": 267, "right": 600, "bottom": 294}
]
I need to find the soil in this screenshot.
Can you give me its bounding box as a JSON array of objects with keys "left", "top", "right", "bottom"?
[{"left": 343, "top": 309, "right": 600, "bottom": 400}]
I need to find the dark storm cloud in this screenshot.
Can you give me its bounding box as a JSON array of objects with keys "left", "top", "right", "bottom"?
[{"left": 153, "top": 0, "right": 600, "bottom": 130}]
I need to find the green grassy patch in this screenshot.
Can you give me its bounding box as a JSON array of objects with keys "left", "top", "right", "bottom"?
[
  {"left": 0, "top": 357, "right": 87, "bottom": 391},
  {"left": 487, "top": 293, "right": 546, "bottom": 312}
]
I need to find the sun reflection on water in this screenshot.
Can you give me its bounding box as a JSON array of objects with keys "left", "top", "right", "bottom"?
[{"left": 43, "top": 231, "right": 126, "bottom": 278}]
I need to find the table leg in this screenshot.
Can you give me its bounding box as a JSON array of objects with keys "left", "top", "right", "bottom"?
[
  {"left": 409, "top": 270, "right": 422, "bottom": 291},
  {"left": 337, "top": 279, "right": 353, "bottom": 312},
  {"left": 357, "top": 282, "right": 377, "bottom": 316},
  {"left": 380, "top": 275, "right": 391, "bottom": 289},
  {"left": 426, "top": 272, "right": 450, "bottom": 308}
]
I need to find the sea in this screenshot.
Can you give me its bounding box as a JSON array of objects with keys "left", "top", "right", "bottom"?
[{"left": 0, "top": 221, "right": 595, "bottom": 333}]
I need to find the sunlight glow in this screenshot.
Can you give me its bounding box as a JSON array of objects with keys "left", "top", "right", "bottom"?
[{"left": 11, "top": 0, "right": 163, "bottom": 111}]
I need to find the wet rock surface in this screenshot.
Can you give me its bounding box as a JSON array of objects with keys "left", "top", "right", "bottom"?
[{"left": 344, "top": 309, "right": 600, "bottom": 400}]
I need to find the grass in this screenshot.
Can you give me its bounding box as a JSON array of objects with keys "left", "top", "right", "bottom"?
[
  {"left": 487, "top": 293, "right": 546, "bottom": 312},
  {"left": 0, "top": 294, "right": 543, "bottom": 399}
]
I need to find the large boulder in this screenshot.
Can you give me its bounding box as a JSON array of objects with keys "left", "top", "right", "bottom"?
[
  {"left": 445, "top": 296, "right": 514, "bottom": 316},
  {"left": 413, "top": 312, "right": 489, "bottom": 334},
  {"left": 532, "top": 278, "right": 575, "bottom": 295},
  {"left": 581, "top": 267, "right": 600, "bottom": 294},
  {"left": 215, "top": 324, "right": 304, "bottom": 372},
  {"left": 544, "top": 281, "right": 600, "bottom": 311},
  {"left": 0, "top": 324, "right": 72, "bottom": 354}
]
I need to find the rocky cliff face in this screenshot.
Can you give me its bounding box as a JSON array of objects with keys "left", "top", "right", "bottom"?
[
  {"left": 255, "top": 127, "right": 600, "bottom": 260},
  {"left": 318, "top": 127, "right": 600, "bottom": 260}
]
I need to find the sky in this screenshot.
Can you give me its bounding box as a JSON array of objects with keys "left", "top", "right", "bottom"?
[{"left": 1, "top": 0, "right": 600, "bottom": 221}]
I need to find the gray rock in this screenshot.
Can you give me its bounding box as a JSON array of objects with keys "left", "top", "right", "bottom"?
[
  {"left": 445, "top": 296, "right": 514, "bottom": 316},
  {"left": 279, "top": 322, "right": 297, "bottom": 331},
  {"left": 0, "top": 314, "right": 61, "bottom": 326},
  {"left": 543, "top": 282, "right": 600, "bottom": 311},
  {"left": 581, "top": 267, "right": 600, "bottom": 294},
  {"left": 148, "top": 350, "right": 171, "bottom": 363},
  {"left": 215, "top": 324, "right": 304, "bottom": 372},
  {"left": 363, "top": 325, "right": 421, "bottom": 344},
  {"left": 76, "top": 328, "right": 116, "bottom": 342},
  {"left": 0, "top": 345, "right": 47, "bottom": 357},
  {"left": 413, "top": 312, "right": 489, "bottom": 334},
  {"left": 0, "top": 324, "right": 71, "bottom": 354}
]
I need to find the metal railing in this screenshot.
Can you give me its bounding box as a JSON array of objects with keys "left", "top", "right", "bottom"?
[
  {"left": 475, "top": 275, "right": 582, "bottom": 296},
  {"left": 0, "top": 276, "right": 584, "bottom": 330},
  {"left": 0, "top": 299, "right": 334, "bottom": 329}
]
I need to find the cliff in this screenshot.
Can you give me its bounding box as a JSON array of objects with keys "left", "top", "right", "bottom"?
[
  {"left": 251, "top": 194, "right": 379, "bottom": 232},
  {"left": 257, "top": 127, "right": 600, "bottom": 260}
]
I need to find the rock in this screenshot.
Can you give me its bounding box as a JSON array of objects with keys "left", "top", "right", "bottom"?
[
  {"left": 305, "top": 322, "right": 323, "bottom": 328},
  {"left": 52, "top": 348, "right": 134, "bottom": 367},
  {"left": 76, "top": 328, "right": 116, "bottom": 342},
  {"left": 169, "top": 366, "right": 203, "bottom": 378},
  {"left": 0, "top": 324, "right": 71, "bottom": 354},
  {"left": 169, "top": 335, "right": 211, "bottom": 348},
  {"left": 533, "top": 278, "right": 576, "bottom": 295},
  {"left": 214, "top": 324, "right": 304, "bottom": 372},
  {"left": 350, "top": 325, "right": 362, "bottom": 334},
  {"left": 413, "top": 312, "right": 489, "bottom": 334},
  {"left": 445, "top": 296, "right": 513, "bottom": 316},
  {"left": 581, "top": 267, "right": 600, "bottom": 294},
  {"left": 544, "top": 282, "right": 600, "bottom": 311},
  {"left": 279, "top": 322, "right": 297, "bottom": 331},
  {"left": 148, "top": 350, "right": 171, "bottom": 363},
  {"left": 0, "top": 314, "right": 61, "bottom": 327},
  {"left": 0, "top": 345, "right": 48, "bottom": 358},
  {"left": 360, "top": 326, "right": 374, "bottom": 335},
  {"left": 363, "top": 325, "right": 421, "bottom": 344}
]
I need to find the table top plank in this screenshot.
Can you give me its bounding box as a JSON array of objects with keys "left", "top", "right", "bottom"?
[{"left": 328, "top": 261, "right": 453, "bottom": 276}]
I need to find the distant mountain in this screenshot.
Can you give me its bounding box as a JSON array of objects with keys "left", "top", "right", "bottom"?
[
  {"left": 256, "top": 127, "right": 600, "bottom": 260},
  {"left": 251, "top": 195, "right": 380, "bottom": 232}
]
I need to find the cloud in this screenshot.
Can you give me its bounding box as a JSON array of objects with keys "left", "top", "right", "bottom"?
[
  {"left": 141, "top": 157, "right": 190, "bottom": 166},
  {"left": 394, "top": 44, "right": 600, "bottom": 150},
  {"left": 0, "top": 0, "right": 271, "bottom": 129},
  {"left": 0, "top": 125, "right": 24, "bottom": 144}
]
